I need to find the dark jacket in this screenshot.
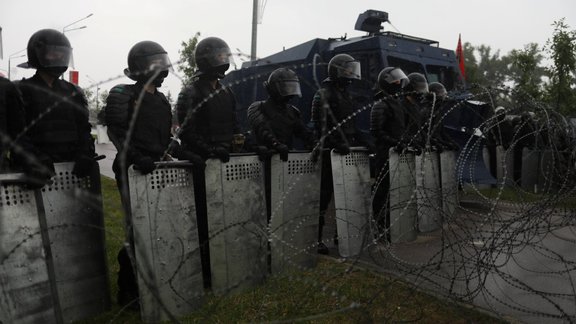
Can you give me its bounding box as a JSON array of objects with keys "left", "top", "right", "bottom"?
[
  {"left": 310, "top": 80, "right": 362, "bottom": 149},
  {"left": 0, "top": 77, "right": 24, "bottom": 169},
  {"left": 176, "top": 78, "right": 239, "bottom": 157},
  {"left": 14, "top": 73, "right": 94, "bottom": 163},
  {"left": 104, "top": 83, "right": 172, "bottom": 167},
  {"left": 370, "top": 93, "right": 406, "bottom": 151},
  {"left": 247, "top": 98, "right": 313, "bottom": 149},
  {"left": 401, "top": 96, "right": 426, "bottom": 148}
]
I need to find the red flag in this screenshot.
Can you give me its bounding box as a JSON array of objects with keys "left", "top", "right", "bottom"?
[{"left": 456, "top": 34, "right": 466, "bottom": 81}]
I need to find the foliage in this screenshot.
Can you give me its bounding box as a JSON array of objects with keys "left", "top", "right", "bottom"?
[
  {"left": 507, "top": 43, "right": 546, "bottom": 104},
  {"left": 462, "top": 43, "right": 509, "bottom": 90},
  {"left": 544, "top": 18, "right": 576, "bottom": 116},
  {"left": 462, "top": 19, "right": 576, "bottom": 114},
  {"left": 178, "top": 32, "right": 201, "bottom": 86}
]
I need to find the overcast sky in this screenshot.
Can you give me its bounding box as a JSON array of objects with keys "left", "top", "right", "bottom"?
[{"left": 1, "top": 0, "right": 575, "bottom": 99}]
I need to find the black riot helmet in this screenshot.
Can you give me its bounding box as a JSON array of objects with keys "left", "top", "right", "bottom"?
[
  {"left": 428, "top": 82, "right": 447, "bottom": 100},
  {"left": 124, "top": 41, "right": 171, "bottom": 85},
  {"left": 194, "top": 37, "right": 231, "bottom": 79},
  {"left": 377, "top": 67, "right": 409, "bottom": 95},
  {"left": 405, "top": 72, "right": 429, "bottom": 95},
  {"left": 494, "top": 106, "right": 506, "bottom": 123},
  {"left": 24, "top": 29, "right": 72, "bottom": 72},
  {"left": 327, "top": 54, "right": 361, "bottom": 83},
  {"left": 264, "top": 68, "right": 302, "bottom": 101}
]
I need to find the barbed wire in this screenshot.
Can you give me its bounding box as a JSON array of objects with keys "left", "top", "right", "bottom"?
[{"left": 1, "top": 52, "right": 575, "bottom": 323}]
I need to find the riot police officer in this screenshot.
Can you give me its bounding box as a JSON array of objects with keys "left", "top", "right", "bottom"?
[
  {"left": 369, "top": 67, "right": 409, "bottom": 233},
  {"left": 175, "top": 36, "right": 240, "bottom": 287},
  {"left": 425, "top": 81, "right": 459, "bottom": 151},
  {"left": 247, "top": 67, "right": 314, "bottom": 158},
  {"left": 176, "top": 36, "right": 239, "bottom": 160},
  {"left": 428, "top": 82, "right": 447, "bottom": 101},
  {"left": 103, "top": 40, "right": 201, "bottom": 309},
  {"left": 310, "top": 53, "right": 362, "bottom": 254},
  {"left": 401, "top": 72, "right": 428, "bottom": 151},
  {"left": 12, "top": 29, "right": 95, "bottom": 186},
  {"left": 513, "top": 111, "right": 537, "bottom": 184}
]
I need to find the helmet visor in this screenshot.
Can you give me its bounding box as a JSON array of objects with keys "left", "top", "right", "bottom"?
[
  {"left": 36, "top": 45, "right": 72, "bottom": 68},
  {"left": 276, "top": 80, "right": 302, "bottom": 97},
  {"left": 337, "top": 60, "right": 361, "bottom": 80},
  {"left": 386, "top": 68, "right": 408, "bottom": 83},
  {"left": 141, "top": 53, "right": 173, "bottom": 73},
  {"left": 414, "top": 81, "right": 429, "bottom": 93},
  {"left": 206, "top": 46, "right": 231, "bottom": 67}
]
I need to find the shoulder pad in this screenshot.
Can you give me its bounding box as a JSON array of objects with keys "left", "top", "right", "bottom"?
[
  {"left": 107, "top": 84, "right": 135, "bottom": 104},
  {"left": 247, "top": 100, "right": 264, "bottom": 112}
]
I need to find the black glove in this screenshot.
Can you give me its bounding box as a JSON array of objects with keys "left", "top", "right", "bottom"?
[
  {"left": 72, "top": 155, "right": 96, "bottom": 178},
  {"left": 310, "top": 148, "right": 321, "bottom": 163},
  {"left": 274, "top": 143, "right": 289, "bottom": 161},
  {"left": 177, "top": 150, "right": 206, "bottom": 168},
  {"left": 409, "top": 146, "right": 423, "bottom": 156},
  {"left": 254, "top": 145, "right": 271, "bottom": 161},
  {"left": 211, "top": 146, "right": 230, "bottom": 163},
  {"left": 25, "top": 161, "right": 55, "bottom": 189},
  {"left": 394, "top": 142, "right": 406, "bottom": 154},
  {"left": 448, "top": 142, "right": 460, "bottom": 151},
  {"left": 333, "top": 143, "right": 350, "bottom": 155},
  {"left": 134, "top": 156, "right": 156, "bottom": 175},
  {"left": 433, "top": 144, "right": 444, "bottom": 153}
]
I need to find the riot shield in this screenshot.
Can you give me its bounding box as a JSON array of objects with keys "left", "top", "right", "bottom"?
[
  {"left": 415, "top": 151, "right": 442, "bottom": 232},
  {"left": 1, "top": 162, "right": 109, "bottom": 323},
  {"left": 128, "top": 162, "right": 203, "bottom": 323},
  {"left": 388, "top": 149, "right": 417, "bottom": 243},
  {"left": 0, "top": 174, "right": 59, "bottom": 324},
  {"left": 205, "top": 155, "right": 268, "bottom": 294},
  {"left": 269, "top": 152, "right": 320, "bottom": 274},
  {"left": 496, "top": 145, "right": 515, "bottom": 186},
  {"left": 537, "top": 150, "right": 554, "bottom": 193},
  {"left": 439, "top": 150, "right": 458, "bottom": 219},
  {"left": 40, "top": 162, "right": 110, "bottom": 322},
  {"left": 330, "top": 148, "right": 372, "bottom": 258},
  {"left": 521, "top": 148, "right": 539, "bottom": 193}
]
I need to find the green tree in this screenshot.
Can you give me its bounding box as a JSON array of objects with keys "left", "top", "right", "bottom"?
[
  {"left": 507, "top": 43, "right": 546, "bottom": 103},
  {"left": 178, "top": 32, "right": 201, "bottom": 86},
  {"left": 462, "top": 42, "right": 479, "bottom": 85},
  {"left": 462, "top": 43, "right": 509, "bottom": 89},
  {"left": 545, "top": 18, "right": 576, "bottom": 115}
]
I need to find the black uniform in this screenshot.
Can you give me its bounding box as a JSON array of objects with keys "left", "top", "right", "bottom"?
[
  {"left": 247, "top": 98, "right": 313, "bottom": 150},
  {"left": 177, "top": 78, "right": 239, "bottom": 157},
  {"left": 310, "top": 79, "right": 363, "bottom": 249},
  {"left": 401, "top": 97, "right": 426, "bottom": 150},
  {"left": 370, "top": 92, "right": 406, "bottom": 226},
  {"left": 0, "top": 77, "right": 24, "bottom": 171},
  {"left": 104, "top": 82, "right": 173, "bottom": 303},
  {"left": 105, "top": 83, "right": 173, "bottom": 183},
  {"left": 176, "top": 77, "right": 239, "bottom": 288},
  {"left": 13, "top": 73, "right": 95, "bottom": 177}
]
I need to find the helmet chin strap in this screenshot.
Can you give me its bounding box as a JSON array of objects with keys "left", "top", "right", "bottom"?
[{"left": 39, "top": 66, "right": 68, "bottom": 79}]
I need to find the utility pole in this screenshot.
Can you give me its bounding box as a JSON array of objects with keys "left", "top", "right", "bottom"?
[{"left": 250, "top": 0, "right": 258, "bottom": 61}]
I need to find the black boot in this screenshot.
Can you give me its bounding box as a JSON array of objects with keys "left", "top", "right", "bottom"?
[{"left": 117, "top": 247, "right": 140, "bottom": 311}]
